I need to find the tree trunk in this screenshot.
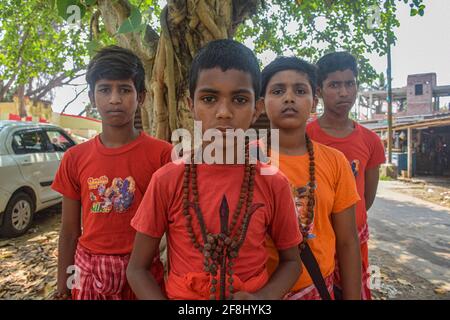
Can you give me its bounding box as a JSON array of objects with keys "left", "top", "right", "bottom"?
[
  {"left": 97, "top": 0, "right": 261, "bottom": 141},
  {"left": 17, "top": 84, "right": 27, "bottom": 118}
]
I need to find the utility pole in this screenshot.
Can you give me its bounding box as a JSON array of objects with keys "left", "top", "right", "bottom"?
[
  {"left": 387, "top": 42, "right": 393, "bottom": 163},
  {"left": 386, "top": 0, "right": 393, "bottom": 164}
]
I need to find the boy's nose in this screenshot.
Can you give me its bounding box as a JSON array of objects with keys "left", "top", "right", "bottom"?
[
  {"left": 109, "top": 90, "right": 122, "bottom": 104},
  {"left": 284, "top": 89, "right": 295, "bottom": 104},
  {"left": 216, "top": 102, "right": 233, "bottom": 119},
  {"left": 338, "top": 86, "right": 349, "bottom": 97}
]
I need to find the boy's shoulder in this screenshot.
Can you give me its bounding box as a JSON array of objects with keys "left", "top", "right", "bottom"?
[
  {"left": 64, "top": 136, "right": 96, "bottom": 159},
  {"left": 356, "top": 122, "right": 382, "bottom": 142},
  {"left": 256, "top": 161, "right": 291, "bottom": 189},
  {"left": 140, "top": 132, "right": 173, "bottom": 150},
  {"left": 313, "top": 141, "right": 349, "bottom": 166}
]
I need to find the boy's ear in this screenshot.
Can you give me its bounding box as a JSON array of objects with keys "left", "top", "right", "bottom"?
[
  {"left": 88, "top": 90, "right": 95, "bottom": 106},
  {"left": 187, "top": 96, "right": 194, "bottom": 112},
  {"left": 316, "top": 86, "right": 323, "bottom": 99},
  {"left": 138, "top": 91, "right": 146, "bottom": 106},
  {"left": 311, "top": 95, "right": 319, "bottom": 114},
  {"left": 251, "top": 98, "right": 265, "bottom": 125}
]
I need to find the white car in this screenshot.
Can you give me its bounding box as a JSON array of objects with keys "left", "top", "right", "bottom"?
[{"left": 0, "top": 120, "right": 76, "bottom": 237}]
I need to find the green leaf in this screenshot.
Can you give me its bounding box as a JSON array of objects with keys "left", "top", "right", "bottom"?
[
  {"left": 410, "top": 8, "right": 418, "bottom": 16},
  {"left": 57, "top": 0, "right": 86, "bottom": 21},
  {"left": 117, "top": 5, "right": 142, "bottom": 34}
]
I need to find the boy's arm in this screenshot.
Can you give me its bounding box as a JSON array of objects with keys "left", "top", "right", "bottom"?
[
  {"left": 233, "top": 246, "right": 301, "bottom": 300},
  {"left": 332, "top": 205, "right": 361, "bottom": 300},
  {"left": 364, "top": 166, "right": 380, "bottom": 211},
  {"left": 127, "top": 232, "right": 166, "bottom": 300},
  {"left": 56, "top": 196, "right": 81, "bottom": 298}
]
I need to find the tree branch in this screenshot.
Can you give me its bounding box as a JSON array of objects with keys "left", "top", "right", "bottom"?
[{"left": 61, "top": 86, "right": 88, "bottom": 114}]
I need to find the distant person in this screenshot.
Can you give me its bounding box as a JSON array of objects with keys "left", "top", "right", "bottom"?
[
  {"left": 51, "top": 46, "right": 173, "bottom": 300},
  {"left": 307, "top": 52, "right": 386, "bottom": 299}
]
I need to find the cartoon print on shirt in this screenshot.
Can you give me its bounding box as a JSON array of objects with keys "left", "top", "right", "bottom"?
[
  {"left": 351, "top": 159, "right": 360, "bottom": 177},
  {"left": 87, "top": 175, "right": 136, "bottom": 213},
  {"left": 292, "top": 182, "right": 317, "bottom": 239}
]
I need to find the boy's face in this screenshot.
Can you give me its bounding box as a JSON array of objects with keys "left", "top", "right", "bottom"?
[
  {"left": 264, "top": 70, "right": 318, "bottom": 130},
  {"left": 90, "top": 78, "right": 145, "bottom": 127},
  {"left": 318, "top": 69, "right": 357, "bottom": 118},
  {"left": 188, "top": 68, "right": 263, "bottom": 134}
]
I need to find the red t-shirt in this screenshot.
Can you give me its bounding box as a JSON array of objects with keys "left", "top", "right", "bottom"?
[
  {"left": 51, "top": 131, "right": 173, "bottom": 255},
  {"left": 306, "top": 120, "right": 385, "bottom": 239},
  {"left": 131, "top": 161, "right": 302, "bottom": 287}
]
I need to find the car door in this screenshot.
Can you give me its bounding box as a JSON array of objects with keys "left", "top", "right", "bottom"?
[
  {"left": 42, "top": 128, "right": 76, "bottom": 199},
  {"left": 10, "top": 128, "right": 59, "bottom": 204}
]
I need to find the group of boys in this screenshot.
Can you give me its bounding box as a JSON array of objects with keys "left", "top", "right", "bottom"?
[{"left": 52, "top": 39, "right": 385, "bottom": 300}]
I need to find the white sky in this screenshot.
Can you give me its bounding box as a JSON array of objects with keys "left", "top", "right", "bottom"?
[{"left": 53, "top": 0, "right": 450, "bottom": 115}]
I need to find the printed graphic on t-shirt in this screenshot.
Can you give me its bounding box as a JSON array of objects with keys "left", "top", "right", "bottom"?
[
  {"left": 87, "top": 176, "right": 136, "bottom": 213},
  {"left": 350, "top": 159, "right": 360, "bottom": 177},
  {"left": 292, "top": 183, "right": 316, "bottom": 239}
]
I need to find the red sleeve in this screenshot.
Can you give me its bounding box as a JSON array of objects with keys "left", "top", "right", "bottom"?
[
  {"left": 51, "top": 150, "right": 81, "bottom": 201},
  {"left": 332, "top": 152, "right": 360, "bottom": 213},
  {"left": 268, "top": 179, "right": 303, "bottom": 250},
  {"left": 367, "top": 131, "right": 386, "bottom": 169},
  {"left": 161, "top": 143, "right": 174, "bottom": 166},
  {"left": 131, "top": 172, "right": 168, "bottom": 238}
]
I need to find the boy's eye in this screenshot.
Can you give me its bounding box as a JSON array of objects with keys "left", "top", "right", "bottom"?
[
  {"left": 98, "top": 88, "right": 110, "bottom": 93},
  {"left": 201, "top": 96, "right": 216, "bottom": 103},
  {"left": 271, "top": 89, "right": 283, "bottom": 95},
  {"left": 296, "top": 88, "right": 306, "bottom": 95},
  {"left": 233, "top": 96, "right": 248, "bottom": 104},
  {"left": 120, "top": 88, "right": 132, "bottom": 94}
]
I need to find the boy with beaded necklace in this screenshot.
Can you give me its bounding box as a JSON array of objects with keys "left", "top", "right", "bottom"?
[
  {"left": 262, "top": 56, "right": 362, "bottom": 300},
  {"left": 127, "top": 40, "right": 302, "bottom": 300}
]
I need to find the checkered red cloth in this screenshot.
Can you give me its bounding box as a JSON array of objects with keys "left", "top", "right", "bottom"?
[
  {"left": 284, "top": 274, "right": 335, "bottom": 300},
  {"left": 71, "top": 244, "right": 165, "bottom": 300},
  {"left": 71, "top": 244, "right": 135, "bottom": 300},
  {"left": 333, "top": 230, "right": 372, "bottom": 300}
]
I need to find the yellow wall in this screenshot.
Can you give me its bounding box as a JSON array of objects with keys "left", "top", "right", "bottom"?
[{"left": 0, "top": 96, "right": 52, "bottom": 121}]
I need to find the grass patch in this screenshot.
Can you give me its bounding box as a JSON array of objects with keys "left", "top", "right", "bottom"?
[{"left": 379, "top": 175, "right": 393, "bottom": 181}]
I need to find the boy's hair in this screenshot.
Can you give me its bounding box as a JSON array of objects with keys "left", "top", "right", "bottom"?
[
  {"left": 86, "top": 45, "right": 146, "bottom": 93},
  {"left": 261, "top": 56, "right": 318, "bottom": 97},
  {"left": 316, "top": 51, "right": 358, "bottom": 87},
  {"left": 189, "top": 39, "right": 261, "bottom": 98}
]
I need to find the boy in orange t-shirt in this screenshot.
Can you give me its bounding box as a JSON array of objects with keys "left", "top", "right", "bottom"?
[
  {"left": 262, "top": 56, "right": 361, "bottom": 299},
  {"left": 51, "top": 46, "right": 173, "bottom": 300},
  {"left": 307, "top": 52, "right": 386, "bottom": 299},
  {"left": 127, "top": 40, "right": 302, "bottom": 300}
]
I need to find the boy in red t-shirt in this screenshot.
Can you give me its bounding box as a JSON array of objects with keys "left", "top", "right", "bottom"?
[
  {"left": 306, "top": 52, "right": 386, "bottom": 299},
  {"left": 51, "top": 46, "right": 173, "bottom": 300},
  {"left": 127, "top": 39, "right": 302, "bottom": 300}
]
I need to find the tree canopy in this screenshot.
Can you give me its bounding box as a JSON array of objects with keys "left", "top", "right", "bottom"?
[{"left": 0, "top": 0, "right": 425, "bottom": 136}]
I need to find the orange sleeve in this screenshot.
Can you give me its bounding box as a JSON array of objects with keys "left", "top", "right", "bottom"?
[
  {"left": 51, "top": 150, "right": 81, "bottom": 201},
  {"left": 367, "top": 132, "right": 386, "bottom": 169},
  {"left": 268, "top": 180, "right": 302, "bottom": 250},
  {"left": 131, "top": 173, "right": 168, "bottom": 238},
  {"left": 332, "top": 152, "right": 360, "bottom": 214}
]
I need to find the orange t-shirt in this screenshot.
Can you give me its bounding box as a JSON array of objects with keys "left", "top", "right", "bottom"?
[
  {"left": 307, "top": 120, "right": 385, "bottom": 238},
  {"left": 51, "top": 131, "right": 173, "bottom": 255},
  {"left": 266, "top": 142, "right": 360, "bottom": 291},
  {"left": 131, "top": 161, "right": 302, "bottom": 299}
]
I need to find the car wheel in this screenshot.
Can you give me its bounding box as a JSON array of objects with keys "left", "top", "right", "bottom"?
[{"left": 0, "top": 192, "right": 35, "bottom": 238}]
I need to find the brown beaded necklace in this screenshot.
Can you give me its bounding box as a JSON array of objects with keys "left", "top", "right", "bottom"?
[
  {"left": 298, "top": 134, "right": 316, "bottom": 250},
  {"left": 182, "top": 143, "right": 263, "bottom": 300}
]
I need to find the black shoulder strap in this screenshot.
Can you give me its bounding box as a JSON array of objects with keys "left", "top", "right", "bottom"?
[{"left": 299, "top": 242, "right": 332, "bottom": 300}]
